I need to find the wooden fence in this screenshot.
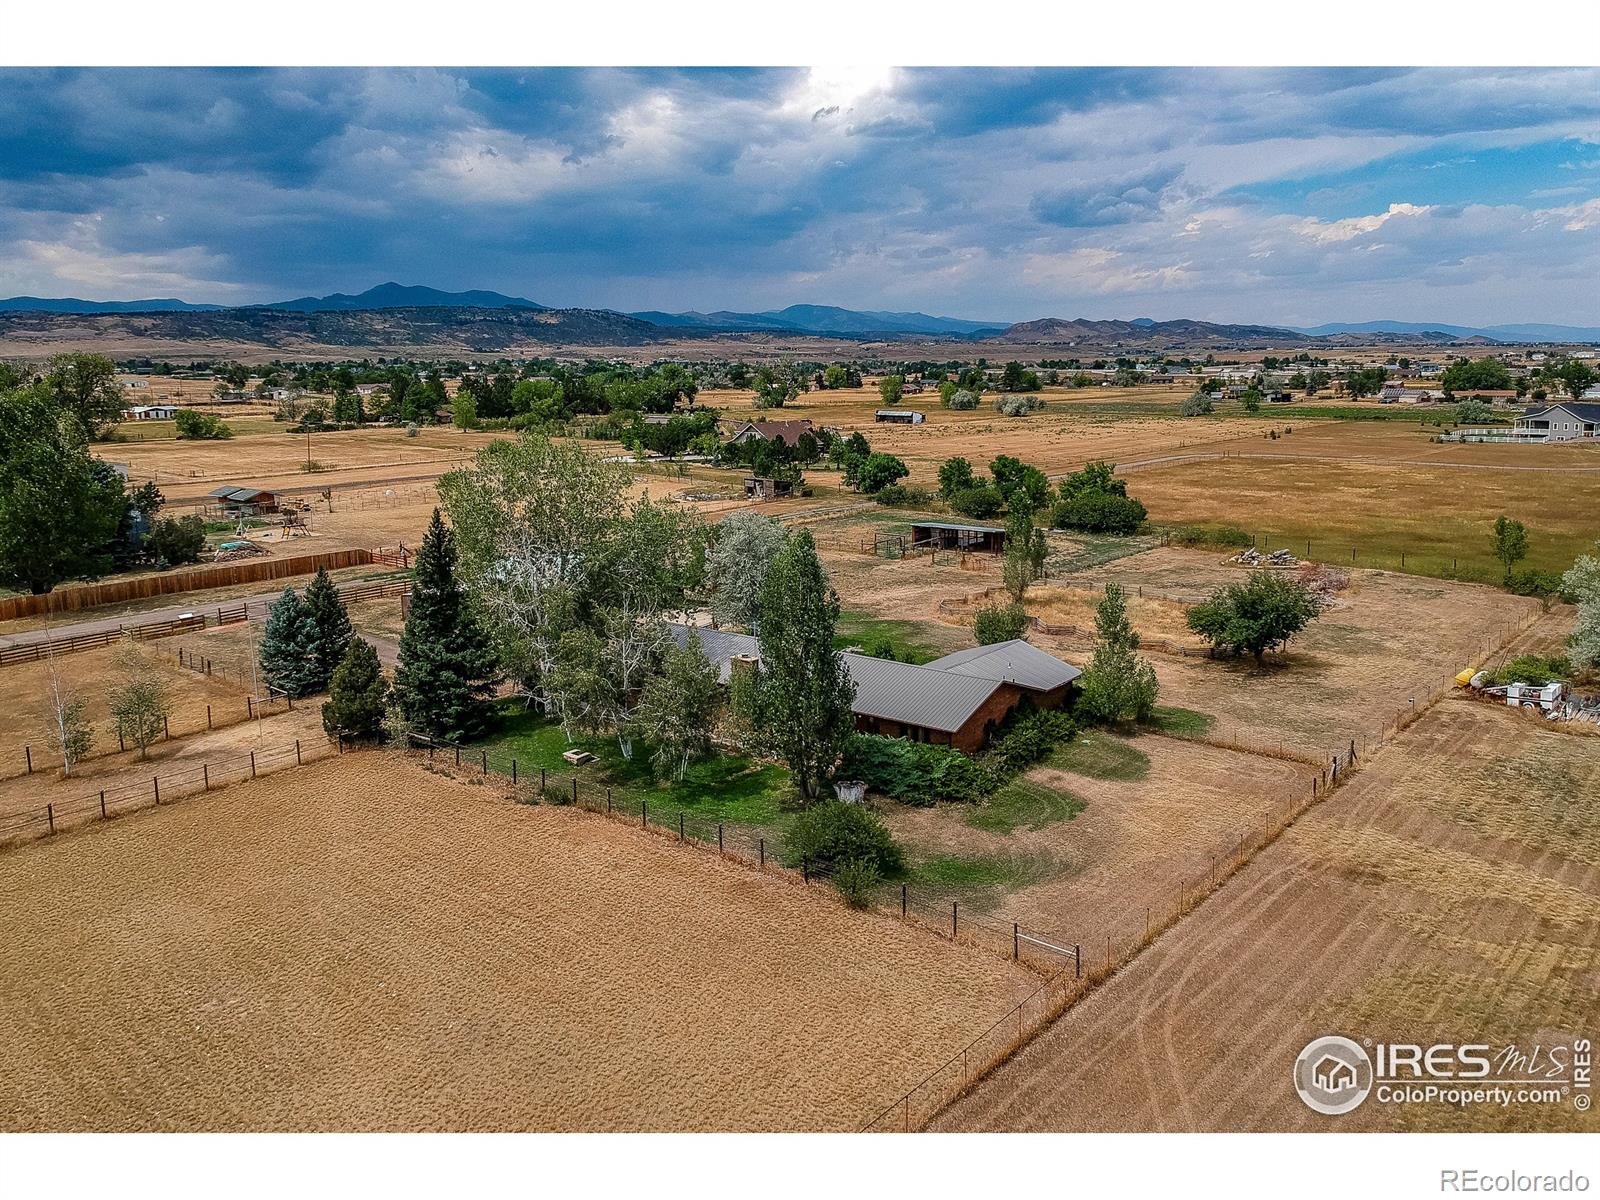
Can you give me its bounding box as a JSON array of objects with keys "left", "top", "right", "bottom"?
[{"left": 0, "top": 548, "right": 377, "bottom": 621}]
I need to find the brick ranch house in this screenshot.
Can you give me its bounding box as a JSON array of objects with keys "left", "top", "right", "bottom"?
[{"left": 669, "top": 625, "right": 1081, "bottom": 752}]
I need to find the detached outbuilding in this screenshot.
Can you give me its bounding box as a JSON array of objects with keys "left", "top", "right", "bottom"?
[
  {"left": 874, "top": 409, "right": 925, "bottom": 424},
  {"left": 908, "top": 520, "right": 1007, "bottom": 553},
  {"left": 206, "top": 485, "right": 282, "bottom": 515}
]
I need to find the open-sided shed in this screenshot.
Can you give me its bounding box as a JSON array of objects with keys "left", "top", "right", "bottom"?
[{"left": 908, "top": 520, "right": 1007, "bottom": 553}]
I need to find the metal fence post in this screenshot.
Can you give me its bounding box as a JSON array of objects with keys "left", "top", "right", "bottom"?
[
  {"left": 295, "top": 740, "right": 302, "bottom": 765},
  {"left": 99, "top": 789, "right": 106, "bottom": 819},
  {"left": 24, "top": 746, "right": 31, "bottom": 774},
  {"left": 511, "top": 758, "right": 517, "bottom": 784},
  {"left": 47, "top": 804, "right": 55, "bottom": 835},
  {"left": 759, "top": 837, "right": 765, "bottom": 868},
  {"left": 246, "top": 696, "right": 253, "bottom": 720},
  {"left": 250, "top": 751, "right": 256, "bottom": 778},
  {"left": 951, "top": 902, "right": 958, "bottom": 939},
  {"left": 902, "top": 883, "right": 907, "bottom": 918},
  {"left": 718, "top": 824, "right": 724, "bottom": 854}
]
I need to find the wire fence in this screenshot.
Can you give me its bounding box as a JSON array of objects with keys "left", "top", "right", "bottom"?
[{"left": 0, "top": 733, "right": 342, "bottom": 849}]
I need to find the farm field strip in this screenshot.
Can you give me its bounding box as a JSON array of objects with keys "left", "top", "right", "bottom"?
[{"left": 0, "top": 754, "right": 1037, "bottom": 1132}]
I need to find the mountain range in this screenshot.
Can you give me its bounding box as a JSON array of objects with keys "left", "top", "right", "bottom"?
[{"left": 0, "top": 282, "right": 1595, "bottom": 344}]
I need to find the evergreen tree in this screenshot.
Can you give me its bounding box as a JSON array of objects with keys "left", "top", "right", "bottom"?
[
  {"left": 258, "top": 586, "right": 323, "bottom": 698},
  {"left": 746, "top": 530, "right": 856, "bottom": 801},
  {"left": 321, "top": 637, "right": 390, "bottom": 742},
  {"left": 393, "top": 509, "right": 499, "bottom": 741},
  {"left": 302, "top": 567, "right": 355, "bottom": 689}
]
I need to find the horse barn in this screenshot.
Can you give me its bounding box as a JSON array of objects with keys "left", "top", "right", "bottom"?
[
  {"left": 669, "top": 625, "right": 1080, "bottom": 753},
  {"left": 907, "top": 520, "right": 1008, "bottom": 553}
]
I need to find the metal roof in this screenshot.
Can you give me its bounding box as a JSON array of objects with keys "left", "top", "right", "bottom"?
[
  {"left": 926, "top": 640, "right": 1083, "bottom": 692},
  {"left": 905, "top": 520, "right": 1006, "bottom": 534},
  {"left": 842, "top": 654, "right": 1000, "bottom": 733},
  {"left": 207, "top": 486, "right": 273, "bottom": 502},
  {"left": 668, "top": 624, "right": 759, "bottom": 684},
  {"left": 1520, "top": 402, "right": 1600, "bottom": 422}
]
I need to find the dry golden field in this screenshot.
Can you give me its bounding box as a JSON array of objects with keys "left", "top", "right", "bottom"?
[
  {"left": 1053, "top": 546, "right": 1544, "bottom": 758},
  {"left": 0, "top": 641, "right": 253, "bottom": 784},
  {"left": 0, "top": 754, "right": 1038, "bottom": 1132},
  {"left": 935, "top": 694, "right": 1600, "bottom": 1133}
]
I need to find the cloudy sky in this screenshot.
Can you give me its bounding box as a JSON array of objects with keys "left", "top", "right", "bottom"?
[{"left": 1, "top": 66, "right": 1597, "bottom": 326}]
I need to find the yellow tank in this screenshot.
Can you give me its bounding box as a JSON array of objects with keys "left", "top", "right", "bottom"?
[{"left": 1455, "top": 669, "right": 1477, "bottom": 687}]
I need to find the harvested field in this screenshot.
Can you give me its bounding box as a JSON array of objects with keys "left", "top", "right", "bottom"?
[
  {"left": 0, "top": 753, "right": 1038, "bottom": 1132},
  {"left": 935, "top": 693, "right": 1600, "bottom": 1133},
  {"left": 1053, "top": 546, "right": 1543, "bottom": 758}
]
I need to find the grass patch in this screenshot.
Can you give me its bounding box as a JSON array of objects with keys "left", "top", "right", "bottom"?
[
  {"left": 477, "top": 702, "right": 790, "bottom": 827},
  {"left": 836, "top": 610, "right": 945, "bottom": 665},
  {"left": 1048, "top": 730, "right": 1150, "bottom": 781},
  {"left": 1142, "top": 706, "right": 1216, "bottom": 739},
  {"left": 1046, "top": 532, "right": 1160, "bottom": 574},
  {"left": 911, "top": 850, "right": 1067, "bottom": 911},
  {"left": 966, "top": 778, "right": 1086, "bottom": 834}
]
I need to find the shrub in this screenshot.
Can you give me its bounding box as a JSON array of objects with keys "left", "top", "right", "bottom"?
[
  {"left": 1052, "top": 491, "right": 1146, "bottom": 534},
  {"left": 839, "top": 734, "right": 999, "bottom": 805},
  {"left": 173, "top": 409, "right": 233, "bottom": 440},
  {"left": 144, "top": 514, "right": 207, "bottom": 566},
  {"left": 873, "top": 483, "right": 932, "bottom": 508},
  {"left": 949, "top": 484, "right": 1004, "bottom": 519},
  {"left": 832, "top": 858, "right": 882, "bottom": 909},
  {"left": 855, "top": 452, "right": 909, "bottom": 494},
  {"left": 404, "top": 422, "right": 420, "bottom": 437},
  {"left": 784, "top": 800, "right": 904, "bottom": 876},
  {"left": 1506, "top": 568, "right": 1563, "bottom": 602},
  {"left": 986, "top": 709, "right": 1075, "bottom": 774},
  {"left": 996, "top": 394, "right": 1043, "bottom": 417},
  {"left": 944, "top": 389, "right": 979, "bottom": 410},
  {"left": 1169, "top": 524, "right": 1253, "bottom": 549},
  {"left": 1180, "top": 392, "right": 1215, "bottom": 417},
  {"left": 1490, "top": 654, "right": 1571, "bottom": 686},
  {"left": 974, "top": 602, "right": 1029, "bottom": 645}
]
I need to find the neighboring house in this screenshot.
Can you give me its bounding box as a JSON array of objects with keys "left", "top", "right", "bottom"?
[
  {"left": 874, "top": 409, "right": 925, "bottom": 424},
  {"left": 124, "top": 404, "right": 179, "bottom": 420},
  {"left": 725, "top": 419, "right": 815, "bottom": 447},
  {"left": 1512, "top": 402, "right": 1600, "bottom": 442},
  {"left": 355, "top": 383, "right": 387, "bottom": 397},
  {"left": 1378, "top": 384, "right": 1436, "bottom": 404},
  {"left": 668, "top": 625, "right": 1080, "bottom": 753},
  {"left": 121, "top": 378, "right": 150, "bottom": 390}
]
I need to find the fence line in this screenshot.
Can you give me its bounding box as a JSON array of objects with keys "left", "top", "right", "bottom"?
[
  {"left": 0, "top": 577, "right": 411, "bottom": 670},
  {"left": 0, "top": 733, "right": 342, "bottom": 850}
]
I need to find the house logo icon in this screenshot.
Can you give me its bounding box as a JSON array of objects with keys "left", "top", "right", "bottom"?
[{"left": 1294, "top": 1036, "right": 1373, "bottom": 1115}]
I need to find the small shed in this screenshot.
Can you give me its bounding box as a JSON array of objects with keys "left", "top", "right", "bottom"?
[
  {"left": 875, "top": 409, "right": 925, "bottom": 424},
  {"left": 126, "top": 404, "right": 179, "bottom": 421},
  {"left": 908, "top": 520, "right": 1007, "bottom": 553},
  {"left": 743, "top": 476, "right": 795, "bottom": 501}
]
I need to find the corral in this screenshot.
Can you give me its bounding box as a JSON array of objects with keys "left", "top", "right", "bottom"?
[{"left": 0, "top": 754, "right": 1038, "bottom": 1132}]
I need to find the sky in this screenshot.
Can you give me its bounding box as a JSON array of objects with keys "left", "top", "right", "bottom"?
[{"left": 0, "top": 66, "right": 1597, "bottom": 327}]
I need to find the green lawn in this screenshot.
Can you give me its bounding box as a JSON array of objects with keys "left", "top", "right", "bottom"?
[
  {"left": 1142, "top": 705, "right": 1217, "bottom": 739},
  {"left": 966, "top": 778, "right": 1086, "bottom": 834},
  {"left": 1047, "top": 730, "right": 1151, "bottom": 781},
  {"left": 475, "top": 702, "right": 791, "bottom": 828},
  {"left": 910, "top": 850, "right": 1069, "bottom": 911},
  {"left": 835, "top": 610, "right": 950, "bottom": 665}
]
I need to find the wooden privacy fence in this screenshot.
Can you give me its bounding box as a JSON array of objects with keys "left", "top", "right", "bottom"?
[
  {"left": 0, "top": 548, "right": 377, "bottom": 621},
  {"left": 0, "top": 577, "right": 410, "bottom": 669},
  {"left": 0, "top": 733, "right": 341, "bottom": 850}
]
